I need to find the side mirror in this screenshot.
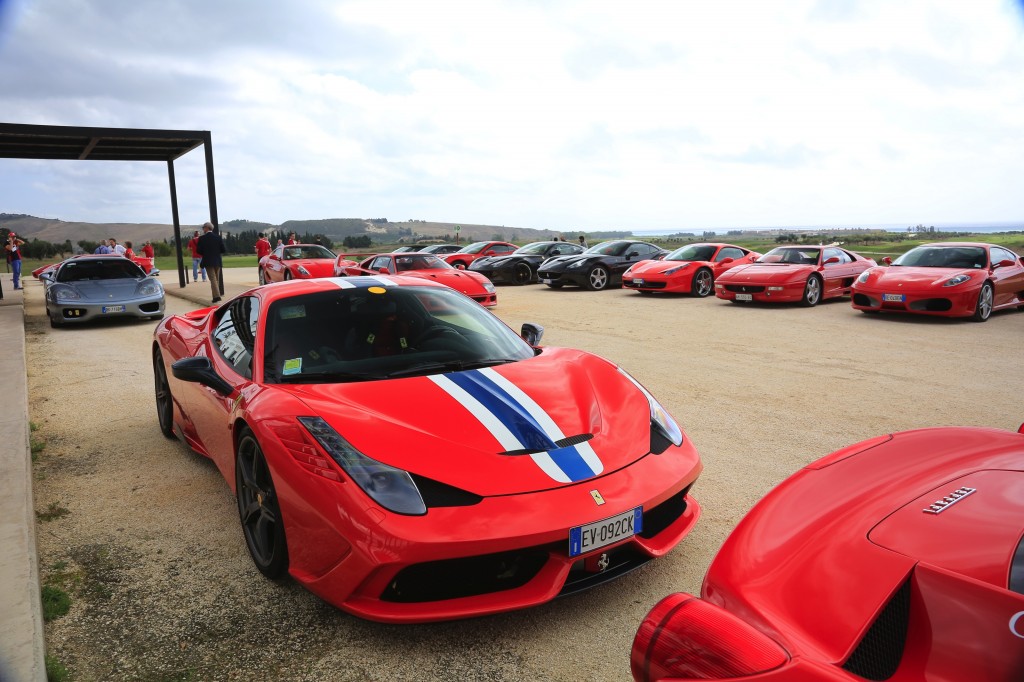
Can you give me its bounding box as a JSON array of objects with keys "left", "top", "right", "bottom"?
[
  {"left": 718, "top": 257, "right": 734, "bottom": 265},
  {"left": 882, "top": 256, "right": 893, "bottom": 266},
  {"left": 521, "top": 322, "right": 544, "bottom": 347},
  {"left": 993, "top": 258, "right": 1015, "bottom": 269},
  {"left": 824, "top": 256, "right": 840, "bottom": 265},
  {"left": 627, "top": 251, "right": 640, "bottom": 259},
  {"left": 40, "top": 272, "right": 53, "bottom": 282},
  {"left": 172, "top": 356, "right": 234, "bottom": 397},
  {"left": 378, "top": 267, "right": 390, "bottom": 274}
]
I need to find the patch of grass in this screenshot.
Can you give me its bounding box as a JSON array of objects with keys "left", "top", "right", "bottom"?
[
  {"left": 30, "top": 421, "right": 39, "bottom": 432},
  {"left": 45, "top": 653, "right": 69, "bottom": 682},
  {"left": 36, "top": 502, "right": 70, "bottom": 522},
  {"left": 41, "top": 585, "right": 71, "bottom": 621}
]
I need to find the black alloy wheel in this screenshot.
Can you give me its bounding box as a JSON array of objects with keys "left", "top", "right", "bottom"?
[
  {"left": 691, "top": 268, "right": 714, "bottom": 297},
  {"left": 153, "top": 348, "right": 175, "bottom": 438},
  {"left": 512, "top": 262, "right": 533, "bottom": 285},
  {"left": 586, "top": 265, "right": 610, "bottom": 291},
  {"left": 283, "top": 270, "right": 292, "bottom": 281},
  {"left": 235, "top": 429, "right": 289, "bottom": 578}
]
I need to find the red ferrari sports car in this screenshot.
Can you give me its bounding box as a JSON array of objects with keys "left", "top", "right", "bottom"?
[
  {"left": 337, "top": 253, "right": 497, "bottom": 307},
  {"left": 259, "top": 243, "right": 337, "bottom": 284},
  {"left": 622, "top": 243, "right": 760, "bottom": 297},
  {"left": 631, "top": 423, "right": 1024, "bottom": 682},
  {"left": 153, "top": 276, "right": 702, "bottom": 623},
  {"left": 715, "top": 245, "right": 875, "bottom": 306},
  {"left": 442, "top": 241, "right": 518, "bottom": 270},
  {"left": 851, "top": 242, "right": 1024, "bottom": 321}
]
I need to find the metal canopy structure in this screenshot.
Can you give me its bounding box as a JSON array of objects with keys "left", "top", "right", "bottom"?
[{"left": 0, "top": 122, "right": 220, "bottom": 289}]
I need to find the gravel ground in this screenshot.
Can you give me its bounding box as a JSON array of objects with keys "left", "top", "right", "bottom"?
[{"left": 24, "top": 268, "right": 1024, "bottom": 681}]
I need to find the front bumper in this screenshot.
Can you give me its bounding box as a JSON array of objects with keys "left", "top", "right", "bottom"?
[
  {"left": 48, "top": 294, "right": 166, "bottom": 324},
  {"left": 851, "top": 285, "right": 979, "bottom": 317},
  {"left": 715, "top": 281, "right": 802, "bottom": 303},
  {"left": 286, "top": 440, "right": 702, "bottom": 623}
]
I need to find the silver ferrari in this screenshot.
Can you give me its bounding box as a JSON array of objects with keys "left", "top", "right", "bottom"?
[{"left": 41, "top": 255, "right": 165, "bottom": 328}]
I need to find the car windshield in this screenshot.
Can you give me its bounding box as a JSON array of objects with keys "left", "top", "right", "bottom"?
[
  {"left": 263, "top": 284, "right": 534, "bottom": 384},
  {"left": 584, "top": 241, "right": 632, "bottom": 256},
  {"left": 56, "top": 258, "right": 146, "bottom": 282},
  {"left": 515, "top": 242, "right": 553, "bottom": 255},
  {"left": 420, "top": 245, "right": 457, "bottom": 253},
  {"left": 457, "top": 241, "right": 489, "bottom": 254},
  {"left": 893, "top": 246, "right": 987, "bottom": 269},
  {"left": 394, "top": 255, "right": 450, "bottom": 271},
  {"left": 666, "top": 244, "right": 717, "bottom": 262},
  {"left": 756, "top": 247, "right": 821, "bottom": 265},
  {"left": 284, "top": 245, "right": 336, "bottom": 260}
]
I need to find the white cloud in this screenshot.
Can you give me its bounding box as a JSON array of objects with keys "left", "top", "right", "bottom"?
[{"left": 1, "top": 0, "right": 1022, "bottom": 229}]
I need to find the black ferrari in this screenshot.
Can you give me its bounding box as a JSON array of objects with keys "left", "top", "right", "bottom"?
[
  {"left": 537, "top": 240, "right": 668, "bottom": 291},
  {"left": 468, "top": 241, "right": 584, "bottom": 285}
]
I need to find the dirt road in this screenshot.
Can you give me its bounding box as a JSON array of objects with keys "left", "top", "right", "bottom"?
[{"left": 25, "top": 269, "right": 1024, "bottom": 681}]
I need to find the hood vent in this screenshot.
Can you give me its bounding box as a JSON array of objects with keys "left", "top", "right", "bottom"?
[{"left": 501, "top": 433, "right": 593, "bottom": 456}]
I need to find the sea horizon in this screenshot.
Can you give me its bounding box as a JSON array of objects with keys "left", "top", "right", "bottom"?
[{"left": 631, "top": 220, "right": 1023, "bottom": 237}]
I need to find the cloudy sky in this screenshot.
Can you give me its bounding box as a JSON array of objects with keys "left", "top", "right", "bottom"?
[{"left": 1, "top": 0, "right": 1022, "bottom": 232}]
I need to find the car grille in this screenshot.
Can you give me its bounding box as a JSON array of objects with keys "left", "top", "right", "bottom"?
[
  {"left": 908, "top": 298, "right": 952, "bottom": 312},
  {"left": 139, "top": 301, "right": 162, "bottom": 313},
  {"left": 381, "top": 548, "right": 549, "bottom": 603},
  {"left": 625, "top": 281, "right": 666, "bottom": 289},
  {"left": 725, "top": 284, "right": 766, "bottom": 293},
  {"left": 841, "top": 578, "right": 911, "bottom": 680},
  {"left": 638, "top": 484, "right": 691, "bottom": 539}
]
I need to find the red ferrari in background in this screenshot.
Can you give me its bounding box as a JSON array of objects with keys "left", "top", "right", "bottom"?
[
  {"left": 631, "top": 423, "right": 1024, "bottom": 682},
  {"left": 851, "top": 242, "right": 1024, "bottom": 321},
  {"left": 443, "top": 241, "right": 518, "bottom": 270},
  {"left": 153, "top": 276, "right": 702, "bottom": 623},
  {"left": 340, "top": 253, "right": 498, "bottom": 306},
  {"left": 259, "top": 243, "right": 337, "bottom": 284},
  {"left": 715, "top": 245, "right": 875, "bottom": 306},
  {"left": 622, "top": 243, "right": 760, "bottom": 297}
]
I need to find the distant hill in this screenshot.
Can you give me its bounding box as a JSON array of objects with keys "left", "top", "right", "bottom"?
[{"left": 0, "top": 213, "right": 568, "bottom": 246}]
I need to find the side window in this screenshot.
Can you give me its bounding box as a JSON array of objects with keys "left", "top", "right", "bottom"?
[
  {"left": 212, "top": 297, "right": 257, "bottom": 379},
  {"left": 824, "top": 248, "right": 848, "bottom": 265},
  {"left": 496, "top": 244, "right": 516, "bottom": 254},
  {"left": 633, "top": 244, "right": 656, "bottom": 257},
  {"left": 371, "top": 256, "right": 393, "bottom": 272},
  {"left": 717, "top": 247, "right": 744, "bottom": 261},
  {"left": 272, "top": 245, "right": 284, "bottom": 258},
  {"left": 992, "top": 247, "right": 1015, "bottom": 265}
]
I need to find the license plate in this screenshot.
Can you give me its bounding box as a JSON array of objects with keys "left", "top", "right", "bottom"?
[
  {"left": 735, "top": 293, "right": 753, "bottom": 301},
  {"left": 882, "top": 293, "right": 905, "bottom": 302},
  {"left": 632, "top": 279, "right": 644, "bottom": 285},
  {"left": 102, "top": 305, "right": 126, "bottom": 313},
  {"left": 569, "top": 506, "right": 642, "bottom": 557},
  {"left": 540, "top": 278, "right": 553, "bottom": 284}
]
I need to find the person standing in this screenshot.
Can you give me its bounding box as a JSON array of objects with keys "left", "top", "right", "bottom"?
[
  {"left": 110, "top": 238, "right": 126, "bottom": 256},
  {"left": 255, "top": 232, "right": 271, "bottom": 261},
  {"left": 6, "top": 232, "right": 25, "bottom": 289},
  {"left": 196, "top": 222, "right": 226, "bottom": 303},
  {"left": 141, "top": 240, "right": 155, "bottom": 259},
  {"left": 94, "top": 241, "right": 111, "bottom": 254},
  {"left": 187, "top": 230, "right": 206, "bottom": 283},
  {"left": 578, "top": 235, "right": 588, "bottom": 249},
  {"left": 124, "top": 241, "right": 136, "bottom": 260}
]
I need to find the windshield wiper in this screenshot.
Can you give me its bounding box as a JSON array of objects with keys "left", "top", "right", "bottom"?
[
  {"left": 384, "top": 358, "right": 517, "bottom": 379},
  {"left": 278, "top": 371, "right": 383, "bottom": 384}
]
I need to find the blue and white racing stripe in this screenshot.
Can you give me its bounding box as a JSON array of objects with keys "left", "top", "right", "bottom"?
[
  {"left": 429, "top": 367, "right": 603, "bottom": 483},
  {"left": 326, "top": 275, "right": 398, "bottom": 289}
]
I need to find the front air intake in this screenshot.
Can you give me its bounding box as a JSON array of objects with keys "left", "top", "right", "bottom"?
[{"left": 841, "top": 579, "right": 911, "bottom": 680}]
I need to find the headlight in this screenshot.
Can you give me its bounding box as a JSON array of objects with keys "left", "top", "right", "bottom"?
[
  {"left": 857, "top": 270, "right": 871, "bottom": 284},
  {"left": 297, "top": 266, "right": 311, "bottom": 277},
  {"left": 51, "top": 285, "right": 81, "bottom": 302},
  {"left": 617, "top": 369, "right": 684, "bottom": 453},
  {"left": 136, "top": 280, "right": 163, "bottom": 296},
  {"left": 943, "top": 274, "right": 971, "bottom": 287},
  {"left": 298, "top": 417, "right": 426, "bottom": 515},
  {"left": 624, "top": 267, "right": 634, "bottom": 277},
  {"left": 568, "top": 260, "right": 586, "bottom": 269},
  {"left": 663, "top": 264, "right": 690, "bottom": 275},
  {"left": 483, "top": 282, "right": 496, "bottom": 292}
]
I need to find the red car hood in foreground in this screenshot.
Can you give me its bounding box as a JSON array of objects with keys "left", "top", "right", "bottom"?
[
  {"left": 275, "top": 348, "right": 652, "bottom": 497},
  {"left": 288, "top": 259, "right": 336, "bottom": 276},
  {"left": 859, "top": 265, "right": 978, "bottom": 287}
]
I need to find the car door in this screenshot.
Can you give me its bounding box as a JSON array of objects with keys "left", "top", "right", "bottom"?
[
  {"left": 714, "top": 247, "right": 747, "bottom": 276},
  {"left": 186, "top": 297, "right": 259, "bottom": 482},
  {"left": 614, "top": 243, "right": 658, "bottom": 281},
  {"left": 989, "top": 246, "right": 1024, "bottom": 307},
  {"left": 264, "top": 246, "right": 287, "bottom": 282},
  {"left": 821, "top": 248, "right": 860, "bottom": 295}
]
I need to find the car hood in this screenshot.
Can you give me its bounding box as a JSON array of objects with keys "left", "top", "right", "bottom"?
[
  {"left": 59, "top": 278, "right": 152, "bottom": 301},
  {"left": 868, "top": 470, "right": 1023, "bottom": 590},
  {"left": 718, "top": 263, "right": 811, "bottom": 282},
  {"left": 627, "top": 260, "right": 696, "bottom": 275},
  {"left": 279, "top": 348, "right": 654, "bottom": 496},
  {"left": 288, "top": 259, "right": 336, "bottom": 274},
  {"left": 860, "top": 266, "right": 980, "bottom": 287},
  {"left": 401, "top": 269, "right": 488, "bottom": 292}
]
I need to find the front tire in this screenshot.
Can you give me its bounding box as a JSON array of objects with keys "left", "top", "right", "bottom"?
[
  {"left": 691, "top": 268, "right": 714, "bottom": 297},
  {"left": 971, "top": 282, "right": 993, "bottom": 322},
  {"left": 801, "top": 275, "right": 822, "bottom": 307},
  {"left": 48, "top": 307, "right": 62, "bottom": 328},
  {"left": 235, "top": 429, "right": 289, "bottom": 579},
  {"left": 586, "top": 265, "right": 610, "bottom": 291},
  {"left": 451, "top": 260, "right": 468, "bottom": 270},
  {"left": 153, "top": 348, "right": 175, "bottom": 438},
  {"left": 283, "top": 270, "right": 292, "bottom": 281},
  {"left": 512, "top": 262, "right": 532, "bottom": 285}
]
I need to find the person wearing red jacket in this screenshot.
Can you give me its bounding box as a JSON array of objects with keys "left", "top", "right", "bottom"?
[
  {"left": 142, "top": 240, "right": 155, "bottom": 259},
  {"left": 255, "top": 233, "right": 271, "bottom": 260},
  {"left": 187, "top": 230, "right": 206, "bottom": 283}
]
